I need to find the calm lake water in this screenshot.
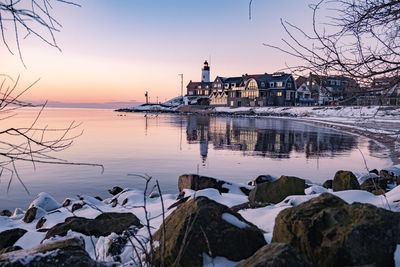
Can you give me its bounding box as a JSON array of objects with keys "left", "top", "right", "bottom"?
[{"left": 0, "top": 108, "right": 392, "bottom": 210}]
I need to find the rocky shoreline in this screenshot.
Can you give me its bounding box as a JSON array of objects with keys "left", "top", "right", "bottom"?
[{"left": 1, "top": 166, "right": 400, "bottom": 266}]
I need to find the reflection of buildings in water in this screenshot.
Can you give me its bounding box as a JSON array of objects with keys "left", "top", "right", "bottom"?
[
  {"left": 186, "top": 115, "right": 358, "bottom": 160},
  {"left": 367, "top": 140, "right": 389, "bottom": 159}
]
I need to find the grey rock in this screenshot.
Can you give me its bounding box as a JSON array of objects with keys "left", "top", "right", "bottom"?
[
  {"left": 178, "top": 174, "right": 229, "bottom": 193},
  {"left": 0, "top": 236, "right": 106, "bottom": 266},
  {"left": 45, "top": 212, "right": 142, "bottom": 239},
  {"left": 153, "top": 197, "right": 266, "bottom": 267},
  {"left": 360, "top": 177, "right": 387, "bottom": 193},
  {"left": 322, "top": 179, "right": 333, "bottom": 189},
  {"left": 332, "top": 170, "right": 360, "bottom": 191},
  {"left": 249, "top": 175, "right": 305, "bottom": 204},
  {"left": 22, "top": 207, "right": 45, "bottom": 223},
  {"left": 71, "top": 202, "right": 85, "bottom": 212},
  {"left": 0, "top": 210, "right": 12, "bottom": 217},
  {"left": 62, "top": 199, "right": 71, "bottom": 207},
  {"left": 0, "top": 228, "right": 27, "bottom": 250},
  {"left": 108, "top": 186, "right": 123, "bottom": 196},
  {"left": 236, "top": 243, "right": 312, "bottom": 267}
]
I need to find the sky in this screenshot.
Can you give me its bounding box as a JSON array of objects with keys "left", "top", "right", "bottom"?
[{"left": 1, "top": 0, "right": 317, "bottom": 107}]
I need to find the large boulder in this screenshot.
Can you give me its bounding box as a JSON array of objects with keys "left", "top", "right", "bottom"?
[
  {"left": 178, "top": 174, "right": 250, "bottom": 195},
  {"left": 248, "top": 176, "right": 305, "bottom": 204},
  {"left": 332, "top": 170, "right": 360, "bottom": 191},
  {"left": 0, "top": 228, "right": 27, "bottom": 251},
  {"left": 45, "top": 212, "right": 141, "bottom": 239},
  {"left": 0, "top": 236, "right": 104, "bottom": 266},
  {"left": 272, "top": 193, "right": 400, "bottom": 267},
  {"left": 236, "top": 243, "right": 312, "bottom": 267},
  {"left": 153, "top": 197, "right": 266, "bottom": 267}
]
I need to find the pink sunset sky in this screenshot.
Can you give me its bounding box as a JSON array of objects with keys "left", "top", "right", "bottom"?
[{"left": 2, "top": 0, "right": 318, "bottom": 108}]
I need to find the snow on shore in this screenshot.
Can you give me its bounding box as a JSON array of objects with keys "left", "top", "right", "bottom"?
[{"left": 2, "top": 166, "right": 400, "bottom": 265}]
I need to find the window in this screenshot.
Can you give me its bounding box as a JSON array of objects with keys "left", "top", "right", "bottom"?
[
  {"left": 261, "top": 82, "right": 265, "bottom": 87},
  {"left": 277, "top": 91, "right": 283, "bottom": 97},
  {"left": 231, "top": 83, "right": 236, "bottom": 88},
  {"left": 277, "top": 81, "right": 283, "bottom": 87},
  {"left": 247, "top": 79, "right": 258, "bottom": 90},
  {"left": 213, "top": 84, "right": 217, "bottom": 88},
  {"left": 270, "top": 82, "right": 275, "bottom": 87},
  {"left": 206, "top": 85, "right": 209, "bottom": 88},
  {"left": 224, "top": 83, "right": 229, "bottom": 89},
  {"left": 287, "top": 82, "right": 292, "bottom": 88},
  {"left": 198, "top": 85, "right": 202, "bottom": 89}
]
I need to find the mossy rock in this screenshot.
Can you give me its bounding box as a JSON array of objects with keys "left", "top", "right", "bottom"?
[
  {"left": 236, "top": 243, "right": 312, "bottom": 267},
  {"left": 332, "top": 170, "right": 360, "bottom": 191},
  {"left": 153, "top": 197, "right": 266, "bottom": 267},
  {"left": 178, "top": 174, "right": 229, "bottom": 193},
  {"left": 272, "top": 193, "right": 400, "bottom": 267},
  {"left": 248, "top": 175, "right": 305, "bottom": 204}
]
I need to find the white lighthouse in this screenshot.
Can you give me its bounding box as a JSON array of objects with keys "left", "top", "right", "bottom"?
[{"left": 201, "top": 60, "right": 210, "bottom": 82}]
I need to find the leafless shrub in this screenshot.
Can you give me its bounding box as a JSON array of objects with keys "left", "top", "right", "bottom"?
[
  {"left": 125, "top": 174, "right": 166, "bottom": 266},
  {"left": 264, "top": 0, "right": 400, "bottom": 86},
  {"left": 0, "top": 0, "right": 80, "bottom": 66},
  {"left": 0, "top": 75, "right": 103, "bottom": 193}
]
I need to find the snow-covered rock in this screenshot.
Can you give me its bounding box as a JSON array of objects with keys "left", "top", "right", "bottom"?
[{"left": 28, "top": 192, "right": 60, "bottom": 212}]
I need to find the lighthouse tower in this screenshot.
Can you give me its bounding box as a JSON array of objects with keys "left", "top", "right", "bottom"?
[{"left": 201, "top": 60, "right": 210, "bottom": 82}]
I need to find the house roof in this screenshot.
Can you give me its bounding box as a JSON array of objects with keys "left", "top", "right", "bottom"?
[
  {"left": 186, "top": 81, "right": 212, "bottom": 89},
  {"left": 187, "top": 81, "right": 201, "bottom": 89},
  {"left": 296, "top": 76, "right": 308, "bottom": 88}
]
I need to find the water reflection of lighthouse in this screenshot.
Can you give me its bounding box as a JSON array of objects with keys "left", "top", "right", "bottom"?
[
  {"left": 186, "top": 115, "right": 209, "bottom": 164},
  {"left": 199, "top": 125, "right": 209, "bottom": 164}
]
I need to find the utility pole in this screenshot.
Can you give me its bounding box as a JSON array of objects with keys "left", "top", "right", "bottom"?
[{"left": 178, "top": 73, "right": 184, "bottom": 100}]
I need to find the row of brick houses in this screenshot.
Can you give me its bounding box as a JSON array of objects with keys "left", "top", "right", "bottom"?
[
  {"left": 186, "top": 61, "right": 400, "bottom": 107},
  {"left": 186, "top": 61, "right": 297, "bottom": 107}
]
